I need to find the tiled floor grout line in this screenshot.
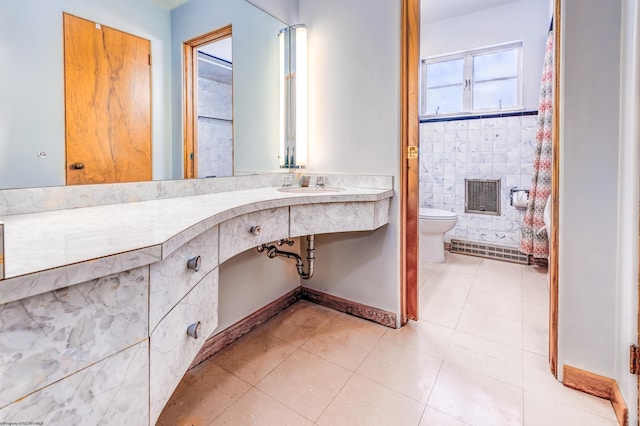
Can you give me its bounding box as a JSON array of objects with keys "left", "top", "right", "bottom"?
[
  {"left": 204, "top": 360, "right": 254, "bottom": 424},
  {"left": 313, "top": 308, "right": 394, "bottom": 422},
  {"left": 423, "top": 256, "right": 531, "bottom": 424},
  {"left": 417, "top": 291, "right": 458, "bottom": 426},
  {"left": 452, "top": 316, "right": 526, "bottom": 352},
  {"left": 310, "top": 327, "right": 390, "bottom": 425},
  {"left": 311, "top": 369, "right": 355, "bottom": 425},
  {"left": 351, "top": 339, "right": 437, "bottom": 403},
  {"left": 257, "top": 348, "right": 327, "bottom": 425},
  {"left": 209, "top": 311, "right": 335, "bottom": 425},
  {"left": 418, "top": 356, "right": 447, "bottom": 425},
  {"left": 252, "top": 313, "right": 351, "bottom": 424}
]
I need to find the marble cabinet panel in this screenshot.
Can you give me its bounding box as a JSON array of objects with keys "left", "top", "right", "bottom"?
[
  {"left": 150, "top": 268, "right": 219, "bottom": 424},
  {"left": 150, "top": 225, "right": 219, "bottom": 332},
  {"left": 290, "top": 201, "right": 387, "bottom": 238},
  {"left": 0, "top": 340, "right": 149, "bottom": 425},
  {"left": 0, "top": 246, "right": 160, "bottom": 305},
  {"left": 218, "top": 207, "right": 289, "bottom": 263},
  {"left": 0, "top": 222, "right": 3, "bottom": 280},
  {"left": 374, "top": 199, "right": 391, "bottom": 229},
  {"left": 0, "top": 267, "right": 148, "bottom": 408}
]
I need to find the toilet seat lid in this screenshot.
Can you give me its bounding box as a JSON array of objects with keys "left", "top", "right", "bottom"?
[{"left": 419, "top": 208, "right": 457, "bottom": 220}]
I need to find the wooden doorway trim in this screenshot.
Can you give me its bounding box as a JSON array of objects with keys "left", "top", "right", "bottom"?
[
  {"left": 549, "top": 0, "right": 561, "bottom": 378},
  {"left": 400, "top": 0, "right": 420, "bottom": 324},
  {"left": 183, "top": 25, "right": 232, "bottom": 179}
]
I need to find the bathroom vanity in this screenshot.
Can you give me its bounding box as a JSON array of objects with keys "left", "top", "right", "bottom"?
[{"left": 0, "top": 174, "right": 392, "bottom": 424}]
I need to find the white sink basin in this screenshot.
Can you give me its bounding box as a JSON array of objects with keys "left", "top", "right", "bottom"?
[{"left": 277, "top": 186, "right": 345, "bottom": 193}]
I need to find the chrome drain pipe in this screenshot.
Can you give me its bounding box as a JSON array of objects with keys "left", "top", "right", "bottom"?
[{"left": 257, "top": 235, "right": 315, "bottom": 279}]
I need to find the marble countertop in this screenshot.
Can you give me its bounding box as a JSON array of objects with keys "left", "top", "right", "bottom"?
[{"left": 0, "top": 186, "right": 393, "bottom": 280}]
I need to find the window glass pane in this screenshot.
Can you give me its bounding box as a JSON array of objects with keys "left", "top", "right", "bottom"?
[
  {"left": 473, "top": 78, "right": 518, "bottom": 110},
  {"left": 473, "top": 48, "right": 518, "bottom": 81},
  {"left": 426, "top": 85, "right": 464, "bottom": 115},
  {"left": 426, "top": 58, "right": 464, "bottom": 88}
]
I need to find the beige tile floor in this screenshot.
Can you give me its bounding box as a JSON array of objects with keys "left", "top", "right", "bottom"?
[{"left": 158, "top": 253, "right": 618, "bottom": 426}]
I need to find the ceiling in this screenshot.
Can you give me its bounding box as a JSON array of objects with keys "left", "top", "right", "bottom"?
[
  {"left": 150, "top": 0, "right": 522, "bottom": 22},
  {"left": 148, "top": 0, "right": 189, "bottom": 9},
  {"left": 422, "top": 0, "right": 521, "bottom": 23}
]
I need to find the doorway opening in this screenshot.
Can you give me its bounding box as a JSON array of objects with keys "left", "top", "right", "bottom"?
[
  {"left": 401, "top": 0, "right": 559, "bottom": 376},
  {"left": 183, "top": 25, "right": 233, "bottom": 179}
]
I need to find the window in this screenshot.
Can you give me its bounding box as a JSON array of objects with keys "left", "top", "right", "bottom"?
[{"left": 421, "top": 42, "right": 523, "bottom": 117}]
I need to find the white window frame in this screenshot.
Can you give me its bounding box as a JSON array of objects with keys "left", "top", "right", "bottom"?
[{"left": 420, "top": 41, "right": 524, "bottom": 118}]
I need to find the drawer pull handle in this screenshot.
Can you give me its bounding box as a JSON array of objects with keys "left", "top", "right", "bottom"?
[
  {"left": 187, "top": 256, "right": 202, "bottom": 272},
  {"left": 187, "top": 321, "right": 201, "bottom": 339},
  {"left": 250, "top": 225, "right": 261, "bottom": 236}
]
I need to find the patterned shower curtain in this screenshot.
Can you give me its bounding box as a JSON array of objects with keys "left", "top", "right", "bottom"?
[{"left": 520, "top": 29, "right": 554, "bottom": 259}]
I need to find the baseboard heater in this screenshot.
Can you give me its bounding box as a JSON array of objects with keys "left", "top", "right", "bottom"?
[{"left": 449, "top": 239, "right": 529, "bottom": 264}]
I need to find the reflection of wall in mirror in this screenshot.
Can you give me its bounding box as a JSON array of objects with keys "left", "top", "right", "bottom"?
[
  {"left": 0, "top": 0, "right": 172, "bottom": 189},
  {"left": 0, "top": 0, "right": 289, "bottom": 189},
  {"left": 171, "top": 0, "right": 287, "bottom": 178}
]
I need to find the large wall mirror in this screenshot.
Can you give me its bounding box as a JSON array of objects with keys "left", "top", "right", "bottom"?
[{"left": 0, "top": 0, "right": 286, "bottom": 190}]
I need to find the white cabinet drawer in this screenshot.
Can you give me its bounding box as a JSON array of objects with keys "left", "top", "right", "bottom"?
[
  {"left": 219, "top": 207, "right": 289, "bottom": 262},
  {"left": 0, "top": 266, "right": 148, "bottom": 408},
  {"left": 0, "top": 340, "right": 149, "bottom": 425},
  {"left": 150, "top": 225, "right": 218, "bottom": 331},
  {"left": 149, "top": 268, "right": 219, "bottom": 424}
]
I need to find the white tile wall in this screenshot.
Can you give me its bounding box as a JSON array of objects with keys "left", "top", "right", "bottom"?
[
  {"left": 198, "top": 76, "right": 233, "bottom": 178},
  {"left": 420, "top": 114, "right": 538, "bottom": 248},
  {"left": 198, "top": 118, "right": 232, "bottom": 178}
]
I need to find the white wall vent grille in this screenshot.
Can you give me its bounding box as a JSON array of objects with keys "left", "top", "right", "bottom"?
[
  {"left": 450, "top": 239, "right": 529, "bottom": 264},
  {"left": 465, "top": 179, "right": 501, "bottom": 215}
]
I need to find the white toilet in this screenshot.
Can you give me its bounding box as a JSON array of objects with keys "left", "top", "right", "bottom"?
[{"left": 419, "top": 208, "right": 458, "bottom": 262}]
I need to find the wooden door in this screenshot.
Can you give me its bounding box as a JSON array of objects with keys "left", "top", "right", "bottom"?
[{"left": 64, "top": 13, "right": 151, "bottom": 185}]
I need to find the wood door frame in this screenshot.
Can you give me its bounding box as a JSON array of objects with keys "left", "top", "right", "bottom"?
[
  {"left": 548, "top": 0, "right": 561, "bottom": 378},
  {"left": 183, "top": 25, "right": 232, "bottom": 179},
  {"left": 400, "top": 0, "right": 420, "bottom": 324}
]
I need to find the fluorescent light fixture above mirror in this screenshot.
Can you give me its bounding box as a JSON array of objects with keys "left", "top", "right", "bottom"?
[{"left": 279, "top": 24, "right": 308, "bottom": 169}]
